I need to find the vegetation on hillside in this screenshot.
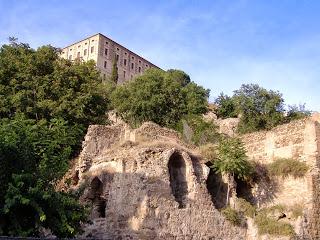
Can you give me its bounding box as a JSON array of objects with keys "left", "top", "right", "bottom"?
[
  {"left": 215, "top": 84, "right": 310, "bottom": 134},
  {"left": 267, "top": 158, "right": 309, "bottom": 178}
]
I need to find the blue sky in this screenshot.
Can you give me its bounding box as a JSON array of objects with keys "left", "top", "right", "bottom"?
[{"left": 0, "top": 0, "right": 319, "bottom": 111}]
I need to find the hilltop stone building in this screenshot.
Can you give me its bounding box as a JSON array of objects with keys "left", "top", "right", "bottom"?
[{"left": 60, "top": 33, "right": 159, "bottom": 84}]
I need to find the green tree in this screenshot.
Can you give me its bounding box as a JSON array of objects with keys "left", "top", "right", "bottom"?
[
  {"left": 211, "top": 137, "right": 253, "bottom": 205},
  {"left": 111, "top": 68, "right": 209, "bottom": 128},
  {"left": 0, "top": 39, "right": 111, "bottom": 237},
  {"left": 214, "top": 93, "right": 237, "bottom": 118},
  {"left": 110, "top": 56, "right": 118, "bottom": 84}
]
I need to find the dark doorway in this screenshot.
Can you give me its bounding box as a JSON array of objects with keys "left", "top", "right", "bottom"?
[{"left": 168, "top": 152, "right": 188, "bottom": 208}]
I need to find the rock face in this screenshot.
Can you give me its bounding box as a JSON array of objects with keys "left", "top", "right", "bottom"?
[{"left": 67, "top": 122, "right": 245, "bottom": 239}]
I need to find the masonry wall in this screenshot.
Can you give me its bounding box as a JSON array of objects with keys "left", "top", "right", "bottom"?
[{"left": 241, "top": 117, "right": 320, "bottom": 238}]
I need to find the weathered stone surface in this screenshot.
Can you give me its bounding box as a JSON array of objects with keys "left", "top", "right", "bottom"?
[
  {"left": 61, "top": 114, "right": 320, "bottom": 239},
  {"left": 65, "top": 122, "right": 245, "bottom": 239}
]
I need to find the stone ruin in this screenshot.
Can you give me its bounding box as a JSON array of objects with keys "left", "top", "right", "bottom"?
[
  {"left": 61, "top": 113, "right": 320, "bottom": 240},
  {"left": 63, "top": 122, "right": 245, "bottom": 239}
]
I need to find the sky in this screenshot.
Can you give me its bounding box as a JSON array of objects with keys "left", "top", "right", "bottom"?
[{"left": 0, "top": 0, "right": 319, "bottom": 111}]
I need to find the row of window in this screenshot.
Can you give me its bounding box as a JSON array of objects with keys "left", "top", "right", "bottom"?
[
  {"left": 68, "top": 46, "right": 95, "bottom": 60},
  {"left": 103, "top": 60, "right": 142, "bottom": 73}
]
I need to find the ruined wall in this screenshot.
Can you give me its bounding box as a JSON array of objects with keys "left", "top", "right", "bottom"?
[
  {"left": 70, "top": 122, "right": 246, "bottom": 240},
  {"left": 240, "top": 117, "right": 320, "bottom": 238}
]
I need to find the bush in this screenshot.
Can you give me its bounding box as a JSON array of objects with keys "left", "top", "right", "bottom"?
[
  {"left": 236, "top": 198, "right": 256, "bottom": 218},
  {"left": 267, "top": 158, "right": 308, "bottom": 178},
  {"left": 175, "top": 114, "right": 220, "bottom": 145},
  {"left": 199, "top": 143, "right": 217, "bottom": 161},
  {"left": 254, "top": 211, "right": 294, "bottom": 237},
  {"left": 221, "top": 207, "right": 242, "bottom": 226},
  {"left": 214, "top": 84, "right": 310, "bottom": 134}
]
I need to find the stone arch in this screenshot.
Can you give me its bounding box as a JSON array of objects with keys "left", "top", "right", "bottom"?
[
  {"left": 168, "top": 151, "right": 188, "bottom": 208},
  {"left": 88, "top": 177, "right": 106, "bottom": 218}
]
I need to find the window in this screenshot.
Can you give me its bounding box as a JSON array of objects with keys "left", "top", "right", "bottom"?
[
  {"left": 117, "top": 47, "right": 119, "bottom": 51},
  {"left": 84, "top": 49, "right": 87, "bottom": 56},
  {"left": 62, "top": 51, "right": 65, "bottom": 54},
  {"left": 132, "top": 56, "right": 134, "bottom": 60},
  {"left": 69, "top": 55, "right": 72, "bottom": 60},
  {"left": 106, "top": 41, "right": 108, "bottom": 44},
  {"left": 85, "top": 42, "right": 87, "bottom": 45},
  {"left": 105, "top": 48, "right": 108, "bottom": 56},
  {"left": 138, "top": 67, "right": 141, "bottom": 73},
  {"left": 131, "top": 63, "right": 134, "bottom": 69},
  {"left": 69, "top": 48, "right": 72, "bottom": 51},
  {"left": 124, "top": 59, "right": 127, "bottom": 66},
  {"left": 116, "top": 54, "right": 119, "bottom": 61},
  {"left": 139, "top": 60, "right": 141, "bottom": 64},
  {"left": 123, "top": 71, "right": 126, "bottom": 78},
  {"left": 104, "top": 61, "right": 107, "bottom": 68},
  {"left": 77, "top": 52, "right": 80, "bottom": 58},
  {"left": 125, "top": 52, "right": 127, "bottom": 55},
  {"left": 78, "top": 45, "right": 81, "bottom": 48},
  {"left": 91, "top": 39, "right": 94, "bottom": 42},
  {"left": 91, "top": 46, "right": 94, "bottom": 53},
  {"left": 146, "top": 64, "right": 148, "bottom": 67}
]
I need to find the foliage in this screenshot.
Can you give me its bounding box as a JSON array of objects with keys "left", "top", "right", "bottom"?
[
  {"left": 0, "top": 41, "right": 110, "bottom": 126},
  {"left": 110, "top": 57, "right": 118, "bottom": 84},
  {"left": 212, "top": 137, "right": 253, "bottom": 181},
  {"left": 221, "top": 207, "right": 242, "bottom": 226},
  {"left": 254, "top": 209, "right": 294, "bottom": 237},
  {"left": 111, "top": 68, "right": 209, "bottom": 128},
  {"left": 236, "top": 198, "right": 256, "bottom": 218},
  {"left": 199, "top": 143, "right": 217, "bottom": 161},
  {"left": 214, "top": 93, "right": 237, "bottom": 118},
  {"left": 175, "top": 114, "right": 220, "bottom": 145},
  {"left": 267, "top": 158, "right": 308, "bottom": 178},
  {"left": 214, "top": 84, "right": 310, "bottom": 134},
  {"left": 286, "top": 104, "right": 311, "bottom": 122},
  {"left": 0, "top": 39, "right": 110, "bottom": 237}
]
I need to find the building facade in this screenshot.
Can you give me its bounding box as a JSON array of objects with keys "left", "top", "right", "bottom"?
[{"left": 60, "top": 33, "right": 159, "bottom": 84}]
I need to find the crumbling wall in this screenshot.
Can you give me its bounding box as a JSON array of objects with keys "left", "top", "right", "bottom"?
[
  {"left": 240, "top": 117, "right": 320, "bottom": 238},
  {"left": 70, "top": 123, "right": 246, "bottom": 239}
]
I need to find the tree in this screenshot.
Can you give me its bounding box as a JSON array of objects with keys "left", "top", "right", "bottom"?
[
  {"left": 211, "top": 137, "right": 253, "bottom": 205},
  {"left": 214, "top": 93, "right": 237, "bottom": 119},
  {"left": 111, "top": 68, "right": 209, "bottom": 128},
  {"left": 0, "top": 40, "right": 111, "bottom": 237},
  {"left": 110, "top": 56, "right": 118, "bottom": 84}
]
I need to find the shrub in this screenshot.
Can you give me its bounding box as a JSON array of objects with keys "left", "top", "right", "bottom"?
[
  {"left": 254, "top": 211, "right": 294, "bottom": 237},
  {"left": 267, "top": 158, "right": 308, "bottom": 178},
  {"left": 176, "top": 114, "right": 220, "bottom": 145},
  {"left": 221, "top": 207, "right": 242, "bottom": 226},
  {"left": 236, "top": 198, "right": 256, "bottom": 218}
]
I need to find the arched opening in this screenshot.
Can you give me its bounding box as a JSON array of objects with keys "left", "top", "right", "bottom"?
[
  {"left": 88, "top": 177, "right": 106, "bottom": 218},
  {"left": 168, "top": 152, "right": 188, "bottom": 208},
  {"left": 206, "top": 167, "right": 228, "bottom": 209}
]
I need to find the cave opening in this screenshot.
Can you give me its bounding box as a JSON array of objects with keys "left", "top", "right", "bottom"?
[
  {"left": 89, "top": 177, "right": 106, "bottom": 218},
  {"left": 168, "top": 152, "right": 188, "bottom": 208}
]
